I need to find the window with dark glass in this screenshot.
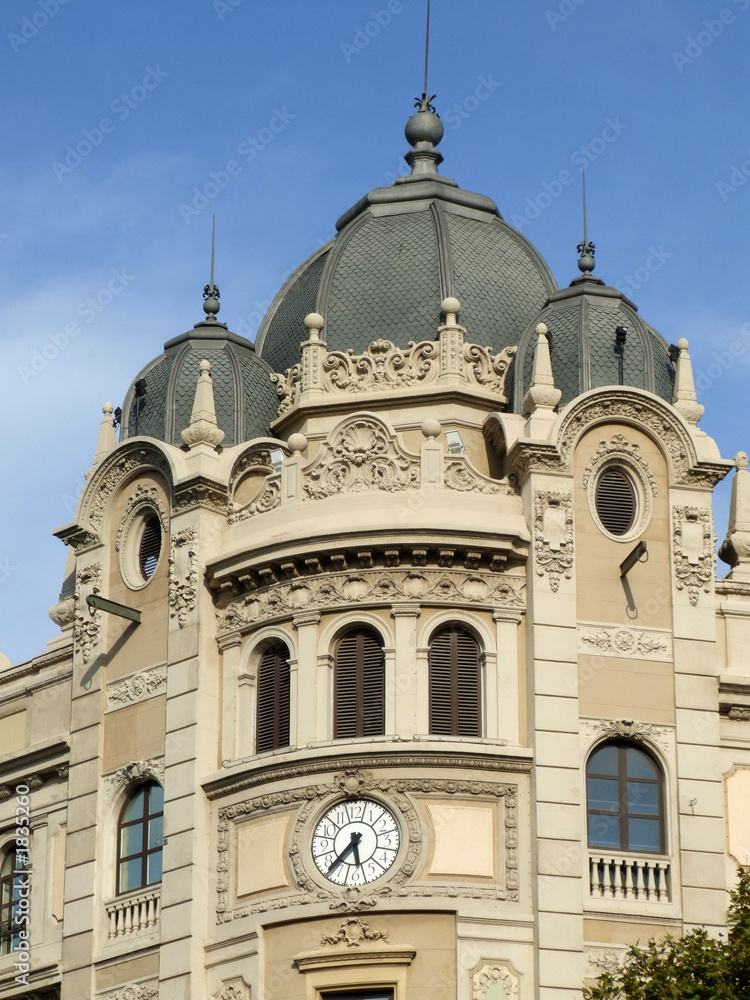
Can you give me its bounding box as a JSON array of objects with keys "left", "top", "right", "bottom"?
[
  {"left": 586, "top": 742, "right": 664, "bottom": 853},
  {"left": 117, "top": 782, "right": 164, "bottom": 894},
  {"left": 0, "top": 850, "right": 24, "bottom": 956},
  {"left": 428, "top": 625, "right": 482, "bottom": 737},
  {"left": 256, "top": 641, "right": 291, "bottom": 753},
  {"left": 324, "top": 992, "right": 393, "bottom": 1000},
  {"left": 334, "top": 628, "right": 385, "bottom": 739}
]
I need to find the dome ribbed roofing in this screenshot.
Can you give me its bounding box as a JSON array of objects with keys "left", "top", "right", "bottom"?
[
  {"left": 255, "top": 110, "right": 558, "bottom": 376},
  {"left": 511, "top": 269, "right": 676, "bottom": 412},
  {"left": 120, "top": 318, "right": 279, "bottom": 447}
]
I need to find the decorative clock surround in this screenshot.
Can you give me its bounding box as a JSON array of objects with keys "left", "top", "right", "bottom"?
[{"left": 215, "top": 766, "right": 520, "bottom": 923}]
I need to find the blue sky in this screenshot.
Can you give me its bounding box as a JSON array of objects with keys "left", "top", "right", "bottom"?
[{"left": 1, "top": 0, "right": 749, "bottom": 665}]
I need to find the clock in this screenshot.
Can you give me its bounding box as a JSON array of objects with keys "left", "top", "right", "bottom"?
[{"left": 311, "top": 799, "right": 400, "bottom": 886}]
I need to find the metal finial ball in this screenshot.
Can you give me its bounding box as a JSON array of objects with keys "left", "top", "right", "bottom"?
[
  {"left": 405, "top": 109, "right": 444, "bottom": 148},
  {"left": 203, "top": 283, "right": 221, "bottom": 316},
  {"left": 578, "top": 253, "right": 596, "bottom": 274}
]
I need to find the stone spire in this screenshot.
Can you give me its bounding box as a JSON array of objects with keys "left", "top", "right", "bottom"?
[
  {"left": 719, "top": 452, "right": 750, "bottom": 582},
  {"left": 93, "top": 402, "right": 117, "bottom": 466},
  {"left": 672, "top": 338, "right": 704, "bottom": 425},
  {"left": 523, "top": 323, "right": 561, "bottom": 414},
  {"left": 181, "top": 360, "right": 225, "bottom": 449}
]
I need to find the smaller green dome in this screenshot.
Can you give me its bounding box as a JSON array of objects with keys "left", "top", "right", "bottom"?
[
  {"left": 120, "top": 318, "right": 278, "bottom": 448},
  {"left": 512, "top": 270, "right": 676, "bottom": 412}
]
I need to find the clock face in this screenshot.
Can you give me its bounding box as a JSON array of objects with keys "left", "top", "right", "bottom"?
[{"left": 311, "top": 799, "right": 400, "bottom": 886}]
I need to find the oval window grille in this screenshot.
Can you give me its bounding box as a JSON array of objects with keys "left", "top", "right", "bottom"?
[
  {"left": 595, "top": 467, "right": 637, "bottom": 536},
  {"left": 138, "top": 515, "right": 162, "bottom": 581}
]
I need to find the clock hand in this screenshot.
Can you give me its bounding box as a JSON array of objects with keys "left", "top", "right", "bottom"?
[
  {"left": 327, "top": 831, "right": 362, "bottom": 875},
  {"left": 352, "top": 837, "right": 361, "bottom": 868}
]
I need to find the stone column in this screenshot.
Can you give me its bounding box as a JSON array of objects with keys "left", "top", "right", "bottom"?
[
  {"left": 293, "top": 611, "right": 322, "bottom": 745},
  {"left": 391, "top": 603, "right": 421, "bottom": 738},
  {"left": 493, "top": 610, "right": 522, "bottom": 745}
]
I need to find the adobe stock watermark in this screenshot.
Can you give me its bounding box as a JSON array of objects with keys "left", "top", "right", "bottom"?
[
  {"left": 613, "top": 246, "right": 672, "bottom": 300},
  {"left": 213, "top": 0, "right": 247, "bottom": 18},
  {"left": 546, "top": 0, "right": 589, "bottom": 31},
  {"left": 0, "top": 559, "right": 18, "bottom": 585},
  {"left": 340, "top": 0, "right": 416, "bottom": 63},
  {"left": 509, "top": 117, "right": 628, "bottom": 231},
  {"left": 17, "top": 269, "right": 135, "bottom": 384},
  {"left": 52, "top": 66, "right": 170, "bottom": 181},
  {"left": 693, "top": 321, "right": 750, "bottom": 396},
  {"left": 12, "top": 785, "right": 32, "bottom": 990},
  {"left": 179, "top": 107, "right": 295, "bottom": 223},
  {"left": 672, "top": 0, "right": 750, "bottom": 72},
  {"left": 716, "top": 147, "right": 750, "bottom": 201},
  {"left": 442, "top": 75, "right": 501, "bottom": 131},
  {"left": 7, "top": 0, "right": 71, "bottom": 54}
]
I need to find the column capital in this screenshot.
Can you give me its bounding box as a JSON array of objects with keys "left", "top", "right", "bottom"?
[
  {"left": 293, "top": 611, "right": 322, "bottom": 628},
  {"left": 493, "top": 609, "right": 523, "bottom": 624},
  {"left": 391, "top": 602, "right": 421, "bottom": 619}
]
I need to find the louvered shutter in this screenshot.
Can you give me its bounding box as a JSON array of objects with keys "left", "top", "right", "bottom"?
[
  {"left": 256, "top": 643, "right": 291, "bottom": 753},
  {"left": 429, "top": 626, "right": 481, "bottom": 737},
  {"left": 138, "top": 515, "right": 162, "bottom": 580},
  {"left": 334, "top": 629, "right": 384, "bottom": 739},
  {"left": 595, "top": 467, "right": 636, "bottom": 536}
]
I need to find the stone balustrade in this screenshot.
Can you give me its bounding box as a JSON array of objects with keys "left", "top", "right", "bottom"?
[
  {"left": 589, "top": 853, "right": 671, "bottom": 903},
  {"left": 105, "top": 886, "right": 161, "bottom": 940}
]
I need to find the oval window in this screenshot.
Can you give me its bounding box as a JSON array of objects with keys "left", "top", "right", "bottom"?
[
  {"left": 595, "top": 467, "right": 637, "bottom": 537},
  {"left": 138, "top": 515, "right": 162, "bottom": 581}
]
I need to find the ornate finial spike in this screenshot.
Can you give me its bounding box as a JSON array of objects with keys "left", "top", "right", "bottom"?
[
  {"left": 424, "top": 0, "right": 431, "bottom": 97},
  {"left": 203, "top": 214, "right": 220, "bottom": 319},
  {"left": 93, "top": 401, "right": 117, "bottom": 465},
  {"left": 672, "top": 337, "right": 704, "bottom": 425},
  {"left": 181, "top": 359, "right": 225, "bottom": 449},
  {"left": 577, "top": 169, "right": 596, "bottom": 273},
  {"left": 523, "top": 323, "right": 561, "bottom": 414}
]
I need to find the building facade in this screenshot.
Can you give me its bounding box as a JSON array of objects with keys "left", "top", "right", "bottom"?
[{"left": 1, "top": 98, "right": 749, "bottom": 1000}]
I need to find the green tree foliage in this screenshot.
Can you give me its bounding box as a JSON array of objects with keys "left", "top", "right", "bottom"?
[{"left": 584, "top": 868, "right": 750, "bottom": 1000}]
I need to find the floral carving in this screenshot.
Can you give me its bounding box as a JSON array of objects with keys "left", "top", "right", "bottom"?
[
  {"left": 96, "top": 980, "right": 158, "bottom": 1000},
  {"left": 230, "top": 478, "right": 281, "bottom": 522},
  {"left": 106, "top": 665, "right": 167, "bottom": 711},
  {"left": 728, "top": 707, "right": 750, "bottom": 721},
  {"left": 49, "top": 596, "right": 75, "bottom": 629},
  {"left": 216, "top": 569, "right": 525, "bottom": 634},
  {"left": 444, "top": 457, "right": 511, "bottom": 495},
  {"left": 463, "top": 344, "right": 516, "bottom": 394},
  {"left": 169, "top": 526, "right": 198, "bottom": 627},
  {"left": 213, "top": 979, "right": 251, "bottom": 1000},
  {"left": 303, "top": 417, "right": 420, "bottom": 499},
  {"left": 104, "top": 757, "right": 165, "bottom": 800},
  {"left": 74, "top": 563, "right": 102, "bottom": 663},
  {"left": 582, "top": 433, "right": 658, "bottom": 496},
  {"left": 320, "top": 918, "right": 389, "bottom": 948},
  {"left": 229, "top": 445, "right": 278, "bottom": 493},
  {"left": 585, "top": 946, "right": 626, "bottom": 979},
  {"left": 584, "top": 718, "right": 671, "bottom": 753},
  {"left": 115, "top": 484, "right": 168, "bottom": 552},
  {"left": 673, "top": 505, "right": 713, "bottom": 605},
  {"left": 578, "top": 624, "right": 670, "bottom": 661},
  {"left": 472, "top": 963, "right": 519, "bottom": 1000},
  {"left": 323, "top": 339, "right": 440, "bottom": 393},
  {"left": 84, "top": 445, "right": 171, "bottom": 530},
  {"left": 534, "top": 491, "right": 574, "bottom": 592}
]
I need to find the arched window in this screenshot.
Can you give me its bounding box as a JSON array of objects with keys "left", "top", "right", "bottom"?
[
  {"left": 0, "top": 849, "right": 24, "bottom": 956},
  {"left": 586, "top": 742, "right": 664, "bottom": 853},
  {"left": 428, "top": 625, "right": 482, "bottom": 737},
  {"left": 117, "top": 782, "right": 164, "bottom": 894},
  {"left": 334, "top": 627, "right": 385, "bottom": 739},
  {"left": 256, "top": 641, "right": 291, "bottom": 753}
]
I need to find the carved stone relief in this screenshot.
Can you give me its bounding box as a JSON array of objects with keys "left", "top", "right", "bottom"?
[
  {"left": 115, "top": 484, "right": 168, "bottom": 553},
  {"left": 74, "top": 563, "right": 102, "bottom": 664},
  {"left": 578, "top": 623, "right": 671, "bottom": 661},
  {"left": 106, "top": 665, "right": 167, "bottom": 712},
  {"left": 463, "top": 344, "right": 517, "bottom": 394},
  {"left": 581, "top": 718, "right": 673, "bottom": 755},
  {"left": 672, "top": 505, "right": 713, "bottom": 605},
  {"left": 444, "top": 457, "right": 512, "bottom": 495},
  {"left": 216, "top": 569, "right": 525, "bottom": 635},
  {"left": 534, "top": 491, "right": 574, "bottom": 592},
  {"left": 103, "top": 757, "right": 165, "bottom": 801},
  {"left": 85, "top": 446, "right": 171, "bottom": 530},
  {"left": 302, "top": 416, "right": 420, "bottom": 499},
  {"left": 230, "top": 478, "right": 281, "bottom": 522},
  {"left": 169, "top": 526, "right": 198, "bottom": 627},
  {"left": 472, "top": 962, "right": 520, "bottom": 1000},
  {"left": 582, "top": 433, "right": 658, "bottom": 496},
  {"left": 320, "top": 918, "right": 389, "bottom": 948},
  {"left": 96, "top": 980, "right": 158, "bottom": 1000},
  {"left": 584, "top": 945, "right": 626, "bottom": 979},
  {"left": 322, "top": 339, "right": 440, "bottom": 395},
  {"left": 216, "top": 767, "right": 519, "bottom": 923},
  {"left": 212, "top": 979, "right": 251, "bottom": 1000}
]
